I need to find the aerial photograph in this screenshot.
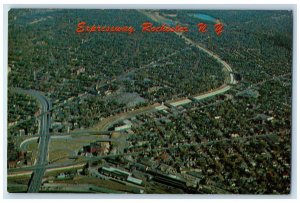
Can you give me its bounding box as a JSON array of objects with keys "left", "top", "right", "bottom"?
[{"left": 7, "top": 9, "right": 292, "bottom": 194}]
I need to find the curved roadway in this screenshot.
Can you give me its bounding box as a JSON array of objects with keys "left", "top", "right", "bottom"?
[{"left": 11, "top": 88, "right": 52, "bottom": 192}]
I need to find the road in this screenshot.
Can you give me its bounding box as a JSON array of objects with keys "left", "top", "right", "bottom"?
[{"left": 11, "top": 88, "right": 52, "bottom": 193}]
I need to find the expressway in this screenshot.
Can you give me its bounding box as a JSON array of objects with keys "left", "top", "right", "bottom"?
[
  {"left": 11, "top": 88, "right": 52, "bottom": 193},
  {"left": 141, "top": 11, "right": 237, "bottom": 111}
]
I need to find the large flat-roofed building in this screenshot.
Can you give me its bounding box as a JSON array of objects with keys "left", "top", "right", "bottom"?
[{"left": 114, "top": 124, "right": 132, "bottom": 131}]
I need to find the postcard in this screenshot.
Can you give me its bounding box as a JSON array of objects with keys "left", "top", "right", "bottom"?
[{"left": 7, "top": 8, "right": 293, "bottom": 194}]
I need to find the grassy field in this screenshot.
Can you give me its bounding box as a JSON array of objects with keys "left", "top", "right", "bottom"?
[
  {"left": 20, "top": 134, "right": 110, "bottom": 165},
  {"left": 48, "top": 135, "right": 108, "bottom": 164},
  {"left": 7, "top": 174, "right": 31, "bottom": 193}
]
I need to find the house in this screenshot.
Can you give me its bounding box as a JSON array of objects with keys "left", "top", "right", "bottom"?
[{"left": 57, "top": 173, "right": 67, "bottom": 179}]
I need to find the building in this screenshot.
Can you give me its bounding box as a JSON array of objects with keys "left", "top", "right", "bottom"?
[
  {"left": 127, "top": 176, "right": 143, "bottom": 185},
  {"left": 115, "top": 124, "right": 132, "bottom": 132},
  {"left": 83, "top": 141, "right": 110, "bottom": 155},
  {"left": 99, "top": 166, "right": 143, "bottom": 185},
  {"left": 19, "top": 129, "right": 25, "bottom": 136},
  {"left": 8, "top": 160, "right": 17, "bottom": 169}
]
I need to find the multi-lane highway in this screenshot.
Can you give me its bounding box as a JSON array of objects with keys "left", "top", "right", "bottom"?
[
  {"left": 11, "top": 88, "right": 52, "bottom": 193},
  {"left": 27, "top": 90, "right": 51, "bottom": 192}
]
